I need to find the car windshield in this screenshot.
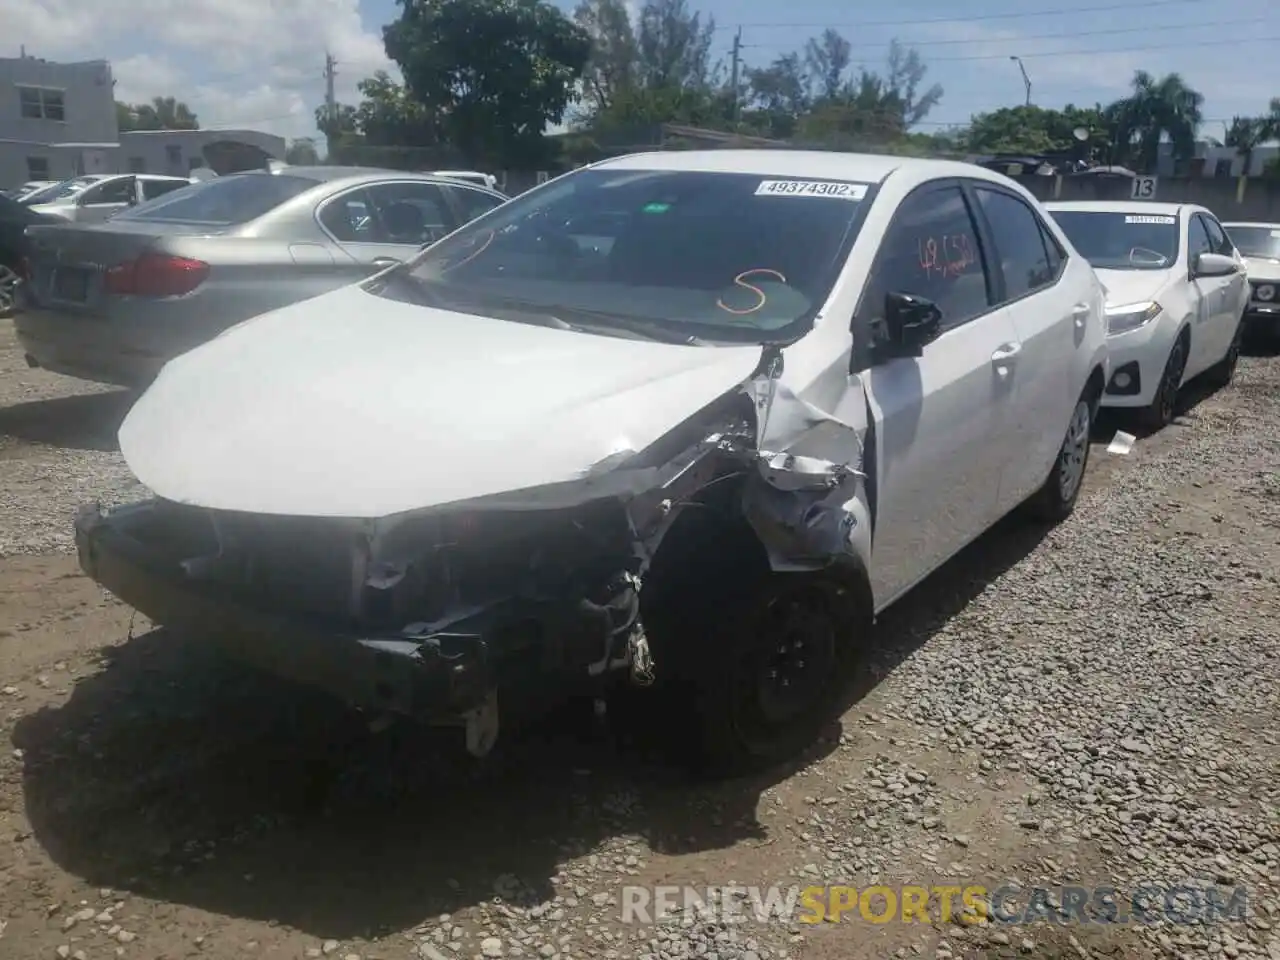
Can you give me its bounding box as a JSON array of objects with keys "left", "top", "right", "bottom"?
[
  {"left": 1050, "top": 210, "right": 1180, "bottom": 270},
  {"left": 20, "top": 176, "right": 98, "bottom": 205},
  {"left": 111, "top": 172, "right": 319, "bottom": 225},
  {"left": 1224, "top": 225, "right": 1280, "bottom": 260},
  {"left": 380, "top": 167, "right": 871, "bottom": 344}
]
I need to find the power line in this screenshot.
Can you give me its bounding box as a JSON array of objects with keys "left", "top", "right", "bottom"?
[
  {"left": 724, "top": 0, "right": 1201, "bottom": 30},
  {"left": 822, "top": 16, "right": 1270, "bottom": 53},
  {"left": 915, "top": 33, "right": 1280, "bottom": 63}
]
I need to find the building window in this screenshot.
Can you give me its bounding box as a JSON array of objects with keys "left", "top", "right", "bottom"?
[
  {"left": 26, "top": 156, "right": 50, "bottom": 180},
  {"left": 165, "top": 144, "right": 182, "bottom": 166},
  {"left": 17, "top": 86, "right": 65, "bottom": 121},
  {"left": 128, "top": 156, "right": 146, "bottom": 173}
]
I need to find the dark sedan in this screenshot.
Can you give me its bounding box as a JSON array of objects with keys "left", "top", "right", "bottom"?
[{"left": 0, "top": 193, "right": 58, "bottom": 318}]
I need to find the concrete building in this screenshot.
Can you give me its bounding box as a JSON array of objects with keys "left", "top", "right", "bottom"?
[{"left": 1, "top": 52, "right": 286, "bottom": 189}]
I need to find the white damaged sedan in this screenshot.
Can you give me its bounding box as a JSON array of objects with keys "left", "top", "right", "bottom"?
[
  {"left": 1046, "top": 201, "right": 1250, "bottom": 430},
  {"left": 77, "top": 151, "right": 1107, "bottom": 775}
]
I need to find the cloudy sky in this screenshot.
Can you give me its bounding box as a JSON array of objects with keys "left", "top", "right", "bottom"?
[{"left": 2, "top": 0, "right": 1277, "bottom": 144}]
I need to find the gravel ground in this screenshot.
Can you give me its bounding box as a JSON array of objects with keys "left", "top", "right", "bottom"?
[{"left": 0, "top": 318, "right": 1276, "bottom": 960}]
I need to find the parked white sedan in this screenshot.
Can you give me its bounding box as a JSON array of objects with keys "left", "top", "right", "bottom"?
[
  {"left": 1221, "top": 221, "right": 1280, "bottom": 338},
  {"left": 1046, "top": 200, "right": 1249, "bottom": 430},
  {"left": 75, "top": 151, "right": 1108, "bottom": 775}
]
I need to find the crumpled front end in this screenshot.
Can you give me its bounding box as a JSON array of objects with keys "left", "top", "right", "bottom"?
[{"left": 76, "top": 350, "right": 871, "bottom": 755}]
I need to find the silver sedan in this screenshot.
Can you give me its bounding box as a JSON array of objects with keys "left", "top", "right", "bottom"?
[{"left": 15, "top": 166, "right": 508, "bottom": 388}]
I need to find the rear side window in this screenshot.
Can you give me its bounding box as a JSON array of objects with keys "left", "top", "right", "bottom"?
[
  {"left": 112, "top": 173, "right": 318, "bottom": 225},
  {"left": 447, "top": 185, "right": 504, "bottom": 223},
  {"left": 866, "top": 185, "right": 992, "bottom": 330},
  {"left": 140, "top": 178, "right": 189, "bottom": 202},
  {"left": 973, "top": 187, "right": 1059, "bottom": 301}
]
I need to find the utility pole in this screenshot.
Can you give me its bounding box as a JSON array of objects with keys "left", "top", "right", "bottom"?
[
  {"left": 1010, "top": 55, "right": 1031, "bottom": 107},
  {"left": 323, "top": 52, "right": 338, "bottom": 129},
  {"left": 729, "top": 28, "right": 743, "bottom": 122}
]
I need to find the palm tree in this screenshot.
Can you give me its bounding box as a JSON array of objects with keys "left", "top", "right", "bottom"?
[
  {"left": 1108, "top": 71, "right": 1203, "bottom": 173},
  {"left": 1225, "top": 116, "right": 1266, "bottom": 176}
]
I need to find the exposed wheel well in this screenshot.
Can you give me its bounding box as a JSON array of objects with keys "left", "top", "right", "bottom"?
[{"left": 1085, "top": 364, "right": 1105, "bottom": 406}]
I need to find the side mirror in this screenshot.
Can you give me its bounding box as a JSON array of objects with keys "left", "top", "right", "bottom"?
[
  {"left": 1192, "top": 252, "right": 1238, "bottom": 278},
  {"left": 881, "top": 291, "right": 944, "bottom": 358}
]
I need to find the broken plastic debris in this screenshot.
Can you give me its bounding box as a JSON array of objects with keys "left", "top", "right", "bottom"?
[{"left": 1106, "top": 430, "right": 1137, "bottom": 456}]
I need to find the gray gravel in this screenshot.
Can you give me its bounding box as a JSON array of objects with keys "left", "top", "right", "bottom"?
[{"left": 1, "top": 318, "right": 1277, "bottom": 959}]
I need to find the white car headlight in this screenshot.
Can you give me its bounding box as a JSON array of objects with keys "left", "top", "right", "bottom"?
[
  {"left": 1257, "top": 284, "right": 1276, "bottom": 302},
  {"left": 1105, "top": 301, "right": 1162, "bottom": 335}
]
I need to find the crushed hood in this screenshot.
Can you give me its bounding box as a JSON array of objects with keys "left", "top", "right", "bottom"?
[
  {"left": 119, "top": 284, "right": 766, "bottom": 518},
  {"left": 1243, "top": 256, "right": 1280, "bottom": 282},
  {"left": 1094, "top": 269, "right": 1172, "bottom": 308}
]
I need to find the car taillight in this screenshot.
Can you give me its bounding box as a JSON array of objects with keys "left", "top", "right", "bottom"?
[{"left": 104, "top": 254, "right": 209, "bottom": 297}]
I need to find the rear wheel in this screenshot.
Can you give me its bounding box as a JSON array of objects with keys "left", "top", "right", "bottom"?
[
  {"left": 1203, "top": 319, "right": 1243, "bottom": 390},
  {"left": 1026, "top": 386, "right": 1095, "bottom": 523},
  {"left": 1139, "top": 334, "right": 1188, "bottom": 432}
]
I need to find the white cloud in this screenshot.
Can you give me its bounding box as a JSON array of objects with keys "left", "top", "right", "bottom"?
[{"left": 0, "top": 0, "right": 395, "bottom": 141}]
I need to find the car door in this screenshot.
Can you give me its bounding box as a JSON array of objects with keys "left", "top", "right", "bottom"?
[
  {"left": 74, "top": 177, "right": 135, "bottom": 222},
  {"left": 139, "top": 177, "right": 189, "bottom": 204},
  {"left": 1199, "top": 213, "right": 1247, "bottom": 356},
  {"left": 322, "top": 181, "right": 459, "bottom": 268},
  {"left": 1185, "top": 214, "right": 1219, "bottom": 376},
  {"left": 967, "top": 181, "right": 1080, "bottom": 509},
  {"left": 854, "top": 181, "right": 1021, "bottom": 606}
]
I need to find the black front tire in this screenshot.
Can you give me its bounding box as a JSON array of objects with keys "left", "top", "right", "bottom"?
[{"left": 1139, "top": 335, "right": 1188, "bottom": 432}]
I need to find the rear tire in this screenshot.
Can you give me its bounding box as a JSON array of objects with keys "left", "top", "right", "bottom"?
[
  {"left": 1026, "top": 385, "right": 1096, "bottom": 523},
  {"left": 1139, "top": 334, "right": 1188, "bottom": 432},
  {"left": 0, "top": 262, "right": 19, "bottom": 319},
  {"left": 1203, "top": 318, "right": 1243, "bottom": 390}
]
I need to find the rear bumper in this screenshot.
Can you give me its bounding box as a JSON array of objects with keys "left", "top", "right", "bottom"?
[
  {"left": 15, "top": 304, "right": 164, "bottom": 388},
  {"left": 74, "top": 501, "right": 497, "bottom": 720}
]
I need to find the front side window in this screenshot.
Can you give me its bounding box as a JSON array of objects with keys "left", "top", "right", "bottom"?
[
  {"left": 364, "top": 182, "right": 454, "bottom": 245},
  {"left": 1199, "top": 215, "right": 1234, "bottom": 256},
  {"left": 1223, "top": 225, "right": 1280, "bottom": 260},
  {"left": 380, "top": 168, "right": 871, "bottom": 344},
  {"left": 863, "top": 185, "right": 991, "bottom": 331},
  {"left": 82, "top": 177, "right": 135, "bottom": 205},
  {"left": 1050, "top": 211, "right": 1181, "bottom": 270},
  {"left": 973, "top": 187, "right": 1058, "bottom": 301},
  {"left": 1188, "top": 215, "right": 1212, "bottom": 261},
  {"left": 447, "top": 185, "right": 504, "bottom": 223},
  {"left": 22, "top": 176, "right": 96, "bottom": 205}
]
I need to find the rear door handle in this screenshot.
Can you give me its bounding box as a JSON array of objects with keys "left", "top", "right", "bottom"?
[
  {"left": 991, "top": 342, "right": 1021, "bottom": 377},
  {"left": 370, "top": 257, "right": 401, "bottom": 268}
]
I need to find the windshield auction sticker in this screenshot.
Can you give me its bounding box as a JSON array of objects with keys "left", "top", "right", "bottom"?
[
  {"left": 755, "top": 180, "right": 868, "bottom": 200},
  {"left": 1124, "top": 215, "right": 1177, "bottom": 224}
]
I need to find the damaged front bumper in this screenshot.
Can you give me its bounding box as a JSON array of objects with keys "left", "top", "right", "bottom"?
[{"left": 74, "top": 500, "right": 626, "bottom": 740}]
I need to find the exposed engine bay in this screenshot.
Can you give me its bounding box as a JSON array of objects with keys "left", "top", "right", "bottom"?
[{"left": 76, "top": 356, "right": 870, "bottom": 760}]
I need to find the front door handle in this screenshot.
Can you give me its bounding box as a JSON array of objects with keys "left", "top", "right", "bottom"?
[
  {"left": 991, "top": 342, "right": 1021, "bottom": 378},
  {"left": 1071, "top": 304, "right": 1090, "bottom": 329},
  {"left": 370, "top": 257, "right": 402, "bottom": 269}
]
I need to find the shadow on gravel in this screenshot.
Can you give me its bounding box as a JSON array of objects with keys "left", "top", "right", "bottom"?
[
  {"left": 0, "top": 390, "right": 134, "bottom": 452},
  {"left": 12, "top": 508, "right": 1054, "bottom": 941}
]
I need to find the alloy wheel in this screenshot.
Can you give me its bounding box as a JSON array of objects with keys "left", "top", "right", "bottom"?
[{"left": 1058, "top": 399, "right": 1091, "bottom": 503}]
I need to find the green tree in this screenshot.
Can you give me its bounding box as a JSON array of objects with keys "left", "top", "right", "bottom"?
[
  {"left": 314, "top": 103, "right": 360, "bottom": 152},
  {"left": 573, "top": 0, "right": 639, "bottom": 115},
  {"left": 960, "top": 103, "right": 1113, "bottom": 159},
  {"left": 284, "top": 138, "right": 321, "bottom": 165},
  {"left": 1225, "top": 115, "right": 1267, "bottom": 177},
  {"left": 354, "top": 71, "right": 438, "bottom": 146},
  {"left": 1107, "top": 71, "right": 1203, "bottom": 172},
  {"left": 116, "top": 96, "right": 199, "bottom": 132},
  {"left": 384, "top": 0, "right": 591, "bottom": 168}
]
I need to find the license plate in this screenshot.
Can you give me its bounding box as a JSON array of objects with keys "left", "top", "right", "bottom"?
[{"left": 52, "top": 267, "right": 90, "bottom": 301}]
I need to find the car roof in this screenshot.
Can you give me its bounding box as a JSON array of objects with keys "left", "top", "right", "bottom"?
[
  {"left": 1221, "top": 220, "right": 1280, "bottom": 228},
  {"left": 1044, "top": 200, "right": 1187, "bottom": 216},
  {"left": 591, "top": 149, "right": 1039, "bottom": 189},
  {"left": 272, "top": 165, "right": 494, "bottom": 188}
]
